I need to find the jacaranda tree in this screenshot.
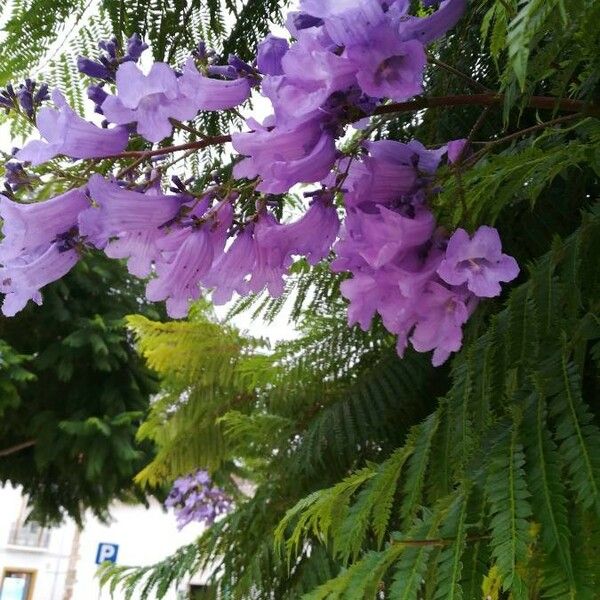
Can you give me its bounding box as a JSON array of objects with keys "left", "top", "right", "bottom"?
[{"left": 1, "top": 0, "right": 599, "bottom": 598}]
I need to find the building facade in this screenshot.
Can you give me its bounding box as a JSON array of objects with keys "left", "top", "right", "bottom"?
[{"left": 0, "top": 485, "right": 210, "bottom": 600}]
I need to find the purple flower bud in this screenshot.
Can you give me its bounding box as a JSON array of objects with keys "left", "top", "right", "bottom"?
[
  {"left": 33, "top": 83, "right": 49, "bottom": 104},
  {"left": 0, "top": 95, "right": 13, "bottom": 109},
  {"left": 125, "top": 33, "right": 148, "bottom": 62},
  {"left": 77, "top": 56, "right": 113, "bottom": 80},
  {"left": 228, "top": 54, "right": 256, "bottom": 76},
  {"left": 17, "top": 87, "right": 34, "bottom": 116},
  {"left": 206, "top": 65, "right": 238, "bottom": 80},
  {"left": 293, "top": 12, "right": 324, "bottom": 30},
  {"left": 87, "top": 84, "right": 109, "bottom": 113}
]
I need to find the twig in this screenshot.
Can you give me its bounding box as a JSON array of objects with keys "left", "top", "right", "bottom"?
[
  {"left": 429, "top": 57, "right": 492, "bottom": 93},
  {"left": 465, "top": 113, "right": 583, "bottom": 167},
  {"left": 0, "top": 439, "right": 36, "bottom": 458},
  {"left": 116, "top": 153, "right": 151, "bottom": 180},
  {"left": 392, "top": 534, "right": 491, "bottom": 548}
]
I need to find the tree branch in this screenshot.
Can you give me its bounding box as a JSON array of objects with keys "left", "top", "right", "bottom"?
[
  {"left": 0, "top": 439, "right": 36, "bottom": 458},
  {"left": 98, "top": 94, "right": 597, "bottom": 162}
]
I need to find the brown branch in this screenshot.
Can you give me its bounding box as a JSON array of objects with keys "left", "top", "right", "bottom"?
[
  {"left": 393, "top": 534, "right": 491, "bottom": 547},
  {"left": 375, "top": 94, "right": 598, "bottom": 117},
  {"left": 0, "top": 439, "right": 36, "bottom": 458},
  {"left": 97, "top": 94, "right": 596, "bottom": 163}
]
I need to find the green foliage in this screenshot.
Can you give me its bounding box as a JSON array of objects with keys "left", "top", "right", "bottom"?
[{"left": 0, "top": 254, "right": 160, "bottom": 524}]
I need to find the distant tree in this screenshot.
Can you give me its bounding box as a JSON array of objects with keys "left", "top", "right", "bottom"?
[{"left": 0, "top": 254, "right": 160, "bottom": 524}]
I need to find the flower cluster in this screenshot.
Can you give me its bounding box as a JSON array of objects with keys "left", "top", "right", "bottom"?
[
  {"left": 331, "top": 140, "right": 519, "bottom": 365},
  {"left": 165, "top": 470, "right": 233, "bottom": 529},
  {"left": 232, "top": 0, "right": 465, "bottom": 194},
  {"left": 0, "top": 0, "right": 521, "bottom": 367}
]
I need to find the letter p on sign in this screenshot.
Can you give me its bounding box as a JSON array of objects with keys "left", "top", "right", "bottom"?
[{"left": 96, "top": 542, "right": 119, "bottom": 564}]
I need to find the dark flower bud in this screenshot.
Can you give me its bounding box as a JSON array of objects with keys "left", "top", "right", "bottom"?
[
  {"left": 125, "top": 33, "right": 148, "bottom": 62},
  {"left": 77, "top": 56, "right": 113, "bottom": 80},
  {"left": 228, "top": 55, "right": 255, "bottom": 75},
  {"left": 206, "top": 65, "right": 237, "bottom": 80},
  {"left": 16, "top": 88, "right": 34, "bottom": 117},
  {"left": 33, "top": 83, "right": 49, "bottom": 103},
  {"left": 293, "top": 13, "right": 324, "bottom": 30}
]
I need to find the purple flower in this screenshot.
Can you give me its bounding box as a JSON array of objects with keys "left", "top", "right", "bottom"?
[
  {"left": 399, "top": 0, "right": 466, "bottom": 45},
  {"left": 178, "top": 58, "right": 251, "bottom": 111},
  {"left": 247, "top": 212, "right": 291, "bottom": 297},
  {"left": 437, "top": 226, "right": 520, "bottom": 298},
  {"left": 446, "top": 138, "right": 468, "bottom": 164},
  {"left": 101, "top": 62, "right": 198, "bottom": 143},
  {"left": 79, "top": 174, "right": 185, "bottom": 247},
  {"left": 0, "top": 188, "right": 88, "bottom": 262},
  {"left": 276, "top": 193, "right": 340, "bottom": 265},
  {"left": 261, "top": 29, "right": 356, "bottom": 124},
  {"left": 0, "top": 243, "right": 79, "bottom": 316},
  {"left": 165, "top": 470, "right": 232, "bottom": 529},
  {"left": 16, "top": 90, "right": 128, "bottom": 165},
  {"left": 78, "top": 175, "right": 187, "bottom": 276},
  {"left": 347, "top": 30, "right": 426, "bottom": 101},
  {"left": 203, "top": 225, "right": 256, "bottom": 305},
  {"left": 300, "top": 0, "right": 386, "bottom": 46},
  {"left": 410, "top": 282, "right": 473, "bottom": 366},
  {"left": 353, "top": 204, "right": 435, "bottom": 268},
  {"left": 146, "top": 201, "right": 233, "bottom": 318},
  {"left": 232, "top": 117, "right": 337, "bottom": 194},
  {"left": 256, "top": 35, "right": 290, "bottom": 76}
]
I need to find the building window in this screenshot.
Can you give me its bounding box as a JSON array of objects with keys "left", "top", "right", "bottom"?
[
  {"left": 7, "top": 520, "right": 50, "bottom": 549},
  {"left": 0, "top": 569, "right": 36, "bottom": 600},
  {"left": 7, "top": 497, "right": 50, "bottom": 549}
]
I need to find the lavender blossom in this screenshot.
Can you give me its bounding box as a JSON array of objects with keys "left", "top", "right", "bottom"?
[
  {"left": 203, "top": 225, "right": 257, "bottom": 305},
  {"left": 0, "top": 243, "right": 79, "bottom": 317},
  {"left": 178, "top": 58, "right": 251, "bottom": 112},
  {"left": 0, "top": 189, "right": 88, "bottom": 262},
  {"left": 16, "top": 90, "right": 128, "bottom": 165},
  {"left": 146, "top": 201, "right": 233, "bottom": 318},
  {"left": 165, "top": 470, "right": 232, "bottom": 529},
  {"left": 232, "top": 117, "right": 337, "bottom": 194},
  {"left": 437, "top": 226, "right": 520, "bottom": 298},
  {"left": 347, "top": 31, "right": 426, "bottom": 101},
  {"left": 410, "top": 282, "right": 473, "bottom": 366},
  {"left": 79, "top": 175, "right": 188, "bottom": 277},
  {"left": 101, "top": 62, "right": 198, "bottom": 143}
]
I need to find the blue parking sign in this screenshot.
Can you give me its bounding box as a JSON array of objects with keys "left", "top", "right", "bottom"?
[{"left": 96, "top": 542, "right": 119, "bottom": 564}]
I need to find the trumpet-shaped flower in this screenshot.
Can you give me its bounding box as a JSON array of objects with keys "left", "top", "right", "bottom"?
[
  {"left": 102, "top": 62, "right": 198, "bottom": 142},
  {"left": 437, "top": 226, "right": 519, "bottom": 298},
  {"left": 178, "top": 58, "right": 251, "bottom": 111},
  {"left": 0, "top": 188, "right": 88, "bottom": 262},
  {"left": 0, "top": 243, "right": 79, "bottom": 316},
  {"left": 16, "top": 90, "right": 128, "bottom": 165}
]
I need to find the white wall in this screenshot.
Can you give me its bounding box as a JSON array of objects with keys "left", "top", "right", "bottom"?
[
  {"left": 0, "top": 485, "right": 207, "bottom": 600},
  {"left": 0, "top": 485, "right": 78, "bottom": 600}
]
